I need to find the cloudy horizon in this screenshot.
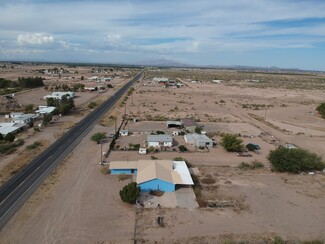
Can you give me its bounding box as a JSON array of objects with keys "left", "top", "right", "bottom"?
[{"left": 0, "top": 0, "right": 325, "bottom": 70}]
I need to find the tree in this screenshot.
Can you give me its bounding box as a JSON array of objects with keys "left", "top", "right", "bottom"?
[
  {"left": 178, "top": 145, "right": 188, "bottom": 152},
  {"left": 4, "top": 133, "right": 15, "bottom": 142},
  {"left": 119, "top": 182, "right": 140, "bottom": 204},
  {"left": 316, "top": 102, "right": 325, "bottom": 119},
  {"left": 90, "top": 132, "right": 106, "bottom": 143},
  {"left": 194, "top": 126, "right": 202, "bottom": 134},
  {"left": 268, "top": 146, "right": 325, "bottom": 173},
  {"left": 18, "top": 76, "right": 44, "bottom": 88},
  {"left": 220, "top": 133, "right": 243, "bottom": 152},
  {"left": 43, "top": 114, "right": 52, "bottom": 125},
  {"left": 0, "top": 133, "right": 3, "bottom": 141}
]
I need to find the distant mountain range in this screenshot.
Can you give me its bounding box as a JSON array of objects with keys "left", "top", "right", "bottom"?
[
  {"left": 136, "top": 58, "right": 191, "bottom": 67},
  {"left": 136, "top": 59, "right": 318, "bottom": 72},
  {"left": 1, "top": 59, "right": 322, "bottom": 73}
]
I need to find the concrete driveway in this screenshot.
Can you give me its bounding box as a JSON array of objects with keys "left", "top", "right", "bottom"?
[{"left": 137, "top": 187, "right": 198, "bottom": 209}]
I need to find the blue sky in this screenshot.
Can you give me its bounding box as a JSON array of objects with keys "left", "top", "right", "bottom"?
[{"left": 0, "top": 0, "right": 325, "bottom": 70}]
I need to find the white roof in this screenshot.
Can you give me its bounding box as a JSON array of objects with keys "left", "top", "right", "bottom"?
[
  {"left": 184, "top": 133, "right": 212, "bottom": 143},
  {"left": 147, "top": 134, "right": 172, "bottom": 142},
  {"left": 35, "top": 106, "right": 56, "bottom": 114},
  {"left": 0, "top": 122, "right": 25, "bottom": 135},
  {"left": 173, "top": 161, "right": 194, "bottom": 185},
  {"left": 166, "top": 120, "right": 182, "bottom": 126}
]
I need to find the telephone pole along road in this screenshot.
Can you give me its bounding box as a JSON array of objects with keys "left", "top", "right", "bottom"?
[{"left": 0, "top": 71, "right": 143, "bottom": 231}]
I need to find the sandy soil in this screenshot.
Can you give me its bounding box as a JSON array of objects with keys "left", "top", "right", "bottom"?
[{"left": 0, "top": 67, "right": 324, "bottom": 243}]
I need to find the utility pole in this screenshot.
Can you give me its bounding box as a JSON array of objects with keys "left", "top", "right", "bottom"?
[{"left": 114, "top": 117, "right": 117, "bottom": 134}]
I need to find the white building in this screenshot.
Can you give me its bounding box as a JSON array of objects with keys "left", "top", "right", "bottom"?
[
  {"left": 184, "top": 133, "right": 213, "bottom": 148},
  {"left": 153, "top": 77, "right": 169, "bottom": 82},
  {"left": 88, "top": 76, "right": 98, "bottom": 81},
  {"left": 44, "top": 91, "right": 75, "bottom": 100},
  {"left": 0, "top": 122, "right": 25, "bottom": 135},
  {"left": 35, "top": 106, "right": 56, "bottom": 115},
  {"left": 147, "top": 134, "right": 173, "bottom": 148},
  {"left": 12, "top": 113, "right": 37, "bottom": 124}
]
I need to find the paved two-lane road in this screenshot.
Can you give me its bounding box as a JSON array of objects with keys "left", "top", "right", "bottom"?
[{"left": 0, "top": 71, "right": 143, "bottom": 230}]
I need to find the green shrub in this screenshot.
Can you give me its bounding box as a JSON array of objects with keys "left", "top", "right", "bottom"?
[
  {"left": 4, "top": 133, "right": 15, "bottom": 142},
  {"left": 316, "top": 102, "right": 325, "bottom": 119},
  {"left": 194, "top": 126, "right": 202, "bottom": 134},
  {"left": 220, "top": 133, "right": 243, "bottom": 152},
  {"left": 119, "top": 182, "right": 140, "bottom": 204},
  {"left": 178, "top": 145, "right": 188, "bottom": 152},
  {"left": 90, "top": 132, "right": 106, "bottom": 143},
  {"left": 173, "top": 157, "right": 185, "bottom": 161},
  {"left": 268, "top": 146, "right": 325, "bottom": 173}
]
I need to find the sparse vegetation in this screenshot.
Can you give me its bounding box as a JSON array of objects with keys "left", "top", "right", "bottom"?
[
  {"left": 26, "top": 141, "right": 42, "bottom": 150},
  {"left": 149, "top": 190, "right": 164, "bottom": 197},
  {"left": 0, "top": 139, "right": 24, "bottom": 155},
  {"left": 88, "top": 101, "right": 98, "bottom": 109},
  {"left": 173, "top": 156, "right": 186, "bottom": 161},
  {"left": 90, "top": 132, "right": 106, "bottom": 143},
  {"left": 316, "top": 102, "right": 325, "bottom": 119},
  {"left": 129, "top": 143, "right": 140, "bottom": 150},
  {"left": 268, "top": 146, "right": 325, "bottom": 173},
  {"left": 24, "top": 104, "right": 34, "bottom": 113},
  {"left": 239, "top": 161, "right": 264, "bottom": 170},
  {"left": 118, "top": 174, "right": 132, "bottom": 181}
]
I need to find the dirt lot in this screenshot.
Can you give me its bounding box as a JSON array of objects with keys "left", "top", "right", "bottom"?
[{"left": 0, "top": 67, "right": 324, "bottom": 243}]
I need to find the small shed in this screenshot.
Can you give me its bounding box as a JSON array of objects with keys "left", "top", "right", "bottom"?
[
  {"left": 110, "top": 161, "right": 138, "bottom": 174},
  {"left": 139, "top": 148, "right": 147, "bottom": 155},
  {"left": 184, "top": 133, "right": 213, "bottom": 148},
  {"left": 166, "top": 120, "right": 182, "bottom": 128},
  {"left": 120, "top": 130, "right": 129, "bottom": 136},
  {"left": 181, "top": 118, "right": 198, "bottom": 132}
]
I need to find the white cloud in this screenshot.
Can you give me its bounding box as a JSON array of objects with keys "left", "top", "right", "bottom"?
[{"left": 17, "top": 33, "right": 54, "bottom": 45}]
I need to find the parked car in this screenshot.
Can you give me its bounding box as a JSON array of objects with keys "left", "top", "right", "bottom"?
[{"left": 246, "top": 143, "right": 260, "bottom": 151}]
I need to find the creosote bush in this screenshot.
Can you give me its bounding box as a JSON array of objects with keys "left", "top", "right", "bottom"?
[
  {"left": 268, "top": 146, "right": 324, "bottom": 173},
  {"left": 220, "top": 133, "right": 243, "bottom": 152}
]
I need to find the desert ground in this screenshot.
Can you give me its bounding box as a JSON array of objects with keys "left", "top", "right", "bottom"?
[{"left": 0, "top": 65, "right": 324, "bottom": 243}]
